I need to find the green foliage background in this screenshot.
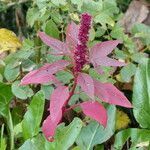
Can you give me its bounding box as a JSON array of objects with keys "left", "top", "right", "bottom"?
[{"left": 0, "top": 0, "right": 150, "bottom": 150}]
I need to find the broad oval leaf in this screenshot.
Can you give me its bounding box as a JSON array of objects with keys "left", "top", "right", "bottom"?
[
  {"left": 20, "top": 60, "right": 70, "bottom": 85},
  {"left": 114, "top": 128, "right": 150, "bottom": 149},
  {"left": 38, "top": 31, "right": 70, "bottom": 55},
  {"left": 133, "top": 59, "right": 150, "bottom": 128},
  {"left": 94, "top": 80, "right": 132, "bottom": 108},
  {"left": 50, "top": 86, "right": 69, "bottom": 122},
  {"left": 54, "top": 118, "right": 82, "bottom": 150},
  {"left": 77, "top": 73, "right": 94, "bottom": 99},
  {"left": 80, "top": 101, "right": 107, "bottom": 127},
  {"left": 76, "top": 105, "right": 116, "bottom": 150},
  {"left": 20, "top": 118, "right": 82, "bottom": 150},
  {"left": 22, "top": 91, "right": 45, "bottom": 139}
]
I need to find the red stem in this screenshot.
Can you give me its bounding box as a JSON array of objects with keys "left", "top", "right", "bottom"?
[{"left": 65, "top": 75, "right": 77, "bottom": 106}]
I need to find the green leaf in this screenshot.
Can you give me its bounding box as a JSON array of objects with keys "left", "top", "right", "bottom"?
[
  {"left": 41, "top": 85, "right": 54, "bottom": 100},
  {"left": 44, "top": 19, "right": 59, "bottom": 39},
  {"left": 120, "top": 63, "right": 137, "bottom": 82},
  {"left": 0, "top": 83, "right": 13, "bottom": 117},
  {"left": 131, "top": 23, "right": 150, "bottom": 45},
  {"left": 51, "top": 0, "right": 67, "bottom": 6},
  {"left": 22, "top": 91, "right": 45, "bottom": 139},
  {"left": 53, "top": 118, "right": 83, "bottom": 150},
  {"left": 26, "top": 7, "right": 40, "bottom": 27},
  {"left": 76, "top": 105, "right": 116, "bottom": 150},
  {"left": 4, "top": 62, "right": 20, "bottom": 82},
  {"left": 20, "top": 118, "right": 82, "bottom": 150},
  {"left": 19, "top": 134, "right": 46, "bottom": 150},
  {"left": 81, "top": 0, "right": 103, "bottom": 16},
  {"left": 89, "top": 28, "right": 95, "bottom": 41},
  {"left": 131, "top": 53, "right": 146, "bottom": 64},
  {"left": 103, "top": 0, "right": 119, "bottom": 15},
  {"left": 71, "top": 0, "right": 83, "bottom": 11},
  {"left": 56, "top": 70, "right": 73, "bottom": 84},
  {"left": 94, "top": 13, "right": 115, "bottom": 27},
  {"left": 132, "top": 59, "right": 150, "bottom": 128},
  {"left": 114, "top": 128, "right": 150, "bottom": 149},
  {"left": 0, "top": 124, "right": 7, "bottom": 150},
  {"left": 89, "top": 67, "right": 115, "bottom": 83},
  {"left": 12, "top": 81, "right": 34, "bottom": 100}
]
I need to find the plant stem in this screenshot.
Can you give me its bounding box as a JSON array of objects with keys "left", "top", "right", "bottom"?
[
  {"left": 6, "top": 111, "right": 14, "bottom": 150},
  {"left": 34, "top": 21, "right": 41, "bottom": 64},
  {"left": 65, "top": 75, "right": 78, "bottom": 106}
]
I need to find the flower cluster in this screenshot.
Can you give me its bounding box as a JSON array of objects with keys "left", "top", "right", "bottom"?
[{"left": 74, "top": 13, "right": 92, "bottom": 72}]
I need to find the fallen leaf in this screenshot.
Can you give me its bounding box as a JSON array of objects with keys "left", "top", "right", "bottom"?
[{"left": 0, "top": 28, "right": 22, "bottom": 52}]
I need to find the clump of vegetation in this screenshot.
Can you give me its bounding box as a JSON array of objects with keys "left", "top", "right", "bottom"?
[{"left": 0, "top": 0, "right": 149, "bottom": 150}]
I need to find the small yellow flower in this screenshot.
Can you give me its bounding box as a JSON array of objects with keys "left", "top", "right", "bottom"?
[
  {"left": 116, "top": 109, "right": 131, "bottom": 130},
  {"left": 0, "top": 28, "right": 22, "bottom": 52}
]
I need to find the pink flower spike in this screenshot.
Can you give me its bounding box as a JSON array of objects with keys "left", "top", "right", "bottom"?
[
  {"left": 94, "top": 80, "right": 132, "bottom": 108},
  {"left": 20, "top": 60, "right": 70, "bottom": 85},
  {"left": 74, "top": 13, "right": 92, "bottom": 72},
  {"left": 38, "top": 31, "right": 70, "bottom": 55},
  {"left": 80, "top": 101, "right": 107, "bottom": 127},
  {"left": 77, "top": 73, "right": 94, "bottom": 99}
]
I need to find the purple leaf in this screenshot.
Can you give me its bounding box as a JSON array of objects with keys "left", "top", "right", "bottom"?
[
  {"left": 94, "top": 80, "right": 132, "bottom": 108},
  {"left": 80, "top": 101, "right": 107, "bottom": 127},
  {"left": 92, "top": 57, "right": 126, "bottom": 67},
  {"left": 66, "top": 22, "right": 79, "bottom": 51},
  {"left": 38, "top": 31, "right": 70, "bottom": 55},
  {"left": 50, "top": 86, "right": 69, "bottom": 122},
  {"left": 42, "top": 86, "right": 69, "bottom": 141},
  {"left": 90, "top": 40, "right": 121, "bottom": 58},
  {"left": 77, "top": 73, "right": 94, "bottom": 99},
  {"left": 20, "top": 60, "right": 70, "bottom": 85},
  {"left": 89, "top": 40, "right": 126, "bottom": 67},
  {"left": 42, "top": 116, "right": 59, "bottom": 142}
]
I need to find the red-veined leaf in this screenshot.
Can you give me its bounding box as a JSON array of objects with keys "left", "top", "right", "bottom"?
[
  {"left": 20, "top": 60, "right": 70, "bottom": 85},
  {"left": 50, "top": 86, "right": 69, "bottom": 122},
  {"left": 94, "top": 80, "right": 132, "bottom": 108},
  {"left": 77, "top": 73, "right": 94, "bottom": 99},
  {"left": 38, "top": 31, "right": 70, "bottom": 55},
  {"left": 80, "top": 101, "right": 107, "bottom": 127},
  {"left": 66, "top": 22, "right": 79, "bottom": 51}
]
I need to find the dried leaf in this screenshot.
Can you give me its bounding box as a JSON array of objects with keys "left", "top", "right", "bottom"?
[{"left": 0, "top": 28, "right": 22, "bottom": 52}]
